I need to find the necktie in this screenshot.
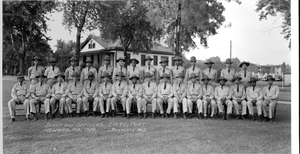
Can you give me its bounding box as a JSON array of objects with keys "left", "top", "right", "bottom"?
[
  {"left": 120, "top": 66, "right": 122, "bottom": 72},
  {"left": 163, "top": 68, "right": 165, "bottom": 73},
  {"left": 73, "top": 67, "right": 75, "bottom": 72},
  {"left": 221, "top": 86, "right": 223, "bottom": 90},
  {"left": 164, "top": 83, "right": 166, "bottom": 89},
  {"left": 40, "top": 82, "right": 42, "bottom": 86},
  {"left": 53, "top": 66, "right": 55, "bottom": 71},
  {"left": 59, "top": 83, "right": 61, "bottom": 87},
  {"left": 209, "top": 68, "right": 211, "bottom": 73},
  {"left": 192, "top": 66, "right": 195, "bottom": 71},
  {"left": 193, "top": 83, "right": 195, "bottom": 89},
  {"left": 133, "top": 67, "right": 135, "bottom": 72},
  {"left": 106, "top": 65, "right": 108, "bottom": 71},
  {"left": 105, "top": 82, "right": 107, "bottom": 88},
  {"left": 148, "top": 66, "right": 150, "bottom": 71},
  {"left": 119, "top": 81, "right": 121, "bottom": 87},
  {"left": 74, "top": 82, "right": 76, "bottom": 87},
  {"left": 88, "top": 67, "right": 90, "bottom": 72},
  {"left": 133, "top": 84, "right": 135, "bottom": 89},
  {"left": 268, "top": 85, "right": 271, "bottom": 90},
  {"left": 148, "top": 81, "right": 150, "bottom": 87},
  {"left": 244, "top": 71, "right": 246, "bottom": 77},
  {"left": 205, "top": 85, "right": 207, "bottom": 90},
  {"left": 228, "top": 69, "right": 230, "bottom": 73},
  {"left": 20, "top": 82, "right": 22, "bottom": 87},
  {"left": 36, "top": 66, "right": 38, "bottom": 70},
  {"left": 89, "top": 81, "right": 92, "bottom": 87},
  {"left": 177, "top": 66, "right": 178, "bottom": 70},
  {"left": 237, "top": 85, "right": 239, "bottom": 92},
  {"left": 253, "top": 86, "right": 255, "bottom": 91},
  {"left": 179, "top": 83, "right": 181, "bottom": 88}
]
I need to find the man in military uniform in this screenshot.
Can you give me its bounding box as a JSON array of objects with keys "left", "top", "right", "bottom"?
[
  {"left": 246, "top": 77, "right": 263, "bottom": 121},
  {"left": 237, "top": 61, "right": 252, "bottom": 89},
  {"left": 215, "top": 76, "right": 233, "bottom": 120},
  {"left": 185, "top": 56, "right": 202, "bottom": 85},
  {"left": 65, "top": 57, "right": 80, "bottom": 83},
  {"left": 126, "top": 75, "right": 143, "bottom": 119},
  {"left": 157, "top": 73, "right": 173, "bottom": 118},
  {"left": 157, "top": 57, "right": 173, "bottom": 84},
  {"left": 81, "top": 56, "right": 98, "bottom": 85},
  {"left": 172, "top": 72, "right": 187, "bottom": 119},
  {"left": 112, "top": 57, "right": 127, "bottom": 83},
  {"left": 186, "top": 73, "right": 203, "bottom": 119},
  {"left": 82, "top": 71, "right": 99, "bottom": 117},
  {"left": 262, "top": 75, "right": 279, "bottom": 122},
  {"left": 30, "top": 74, "right": 52, "bottom": 121},
  {"left": 203, "top": 59, "right": 217, "bottom": 87},
  {"left": 94, "top": 72, "right": 112, "bottom": 118},
  {"left": 171, "top": 56, "right": 185, "bottom": 84},
  {"left": 8, "top": 74, "right": 31, "bottom": 122},
  {"left": 44, "top": 57, "right": 60, "bottom": 88},
  {"left": 65, "top": 72, "right": 83, "bottom": 117},
  {"left": 111, "top": 71, "right": 128, "bottom": 117},
  {"left": 142, "top": 55, "right": 157, "bottom": 83},
  {"left": 28, "top": 56, "right": 45, "bottom": 86},
  {"left": 98, "top": 55, "right": 113, "bottom": 83},
  {"left": 230, "top": 75, "right": 247, "bottom": 120},
  {"left": 127, "top": 58, "right": 142, "bottom": 84},
  {"left": 50, "top": 72, "right": 68, "bottom": 119},
  {"left": 142, "top": 72, "right": 158, "bottom": 119},
  {"left": 201, "top": 75, "right": 217, "bottom": 119},
  {"left": 220, "top": 58, "right": 236, "bottom": 86}
]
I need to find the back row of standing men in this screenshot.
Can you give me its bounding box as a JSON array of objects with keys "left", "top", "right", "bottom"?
[{"left": 8, "top": 55, "right": 279, "bottom": 122}]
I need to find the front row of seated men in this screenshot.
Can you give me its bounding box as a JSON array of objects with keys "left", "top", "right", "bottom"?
[{"left": 8, "top": 71, "right": 279, "bottom": 122}]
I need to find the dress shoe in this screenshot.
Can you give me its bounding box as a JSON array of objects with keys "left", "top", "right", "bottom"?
[
  {"left": 174, "top": 113, "right": 177, "bottom": 119},
  {"left": 26, "top": 117, "right": 31, "bottom": 121},
  {"left": 44, "top": 114, "right": 48, "bottom": 120},
  {"left": 123, "top": 112, "right": 126, "bottom": 117},
  {"left": 183, "top": 113, "right": 187, "bottom": 120},
  {"left": 144, "top": 113, "right": 147, "bottom": 119},
  {"left": 92, "top": 112, "right": 96, "bottom": 117},
  {"left": 189, "top": 113, "right": 192, "bottom": 119},
  {"left": 69, "top": 113, "right": 73, "bottom": 118},
  {"left": 204, "top": 116, "right": 207, "bottom": 120},
  {"left": 211, "top": 115, "right": 215, "bottom": 120},
  {"left": 52, "top": 114, "right": 55, "bottom": 119},
  {"left": 60, "top": 114, "right": 64, "bottom": 119},
  {"left": 166, "top": 113, "right": 169, "bottom": 119},
  {"left": 161, "top": 113, "right": 164, "bottom": 118},
  {"left": 269, "top": 118, "right": 273, "bottom": 123},
  {"left": 33, "top": 116, "right": 38, "bottom": 121},
  {"left": 85, "top": 111, "right": 89, "bottom": 117},
  {"left": 241, "top": 115, "right": 245, "bottom": 120},
  {"left": 77, "top": 113, "right": 81, "bottom": 118},
  {"left": 152, "top": 113, "right": 155, "bottom": 119},
  {"left": 10, "top": 118, "right": 15, "bottom": 122},
  {"left": 138, "top": 113, "right": 142, "bottom": 119},
  {"left": 258, "top": 115, "right": 262, "bottom": 122},
  {"left": 111, "top": 111, "right": 115, "bottom": 117},
  {"left": 105, "top": 113, "right": 108, "bottom": 118},
  {"left": 236, "top": 115, "right": 240, "bottom": 120},
  {"left": 252, "top": 114, "right": 255, "bottom": 121},
  {"left": 126, "top": 114, "right": 130, "bottom": 119}
]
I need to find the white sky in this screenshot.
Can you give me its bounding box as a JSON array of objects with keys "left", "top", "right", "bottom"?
[{"left": 46, "top": 0, "right": 291, "bottom": 65}]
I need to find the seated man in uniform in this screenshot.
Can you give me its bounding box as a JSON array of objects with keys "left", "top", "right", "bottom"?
[
  {"left": 215, "top": 76, "right": 233, "bottom": 120},
  {"left": 172, "top": 72, "right": 187, "bottom": 119},
  {"left": 157, "top": 73, "right": 173, "bottom": 118},
  {"left": 82, "top": 71, "right": 99, "bottom": 117},
  {"left": 111, "top": 71, "right": 128, "bottom": 117},
  {"left": 201, "top": 75, "right": 217, "bottom": 119},
  {"left": 65, "top": 72, "right": 83, "bottom": 117},
  {"left": 126, "top": 75, "right": 143, "bottom": 119},
  {"left": 8, "top": 74, "right": 30, "bottom": 122},
  {"left": 246, "top": 77, "right": 263, "bottom": 121},
  {"left": 230, "top": 75, "right": 247, "bottom": 120},
  {"left": 186, "top": 73, "right": 203, "bottom": 119},
  {"left": 142, "top": 72, "right": 158, "bottom": 119},
  {"left": 94, "top": 72, "right": 113, "bottom": 118},
  {"left": 50, "top": 72, "right": 68, "bottom": 119},
  {"left": 30, "top": 74, "right": 51, "bottom": 121},
  {"left": 262, "top": 75, "right": 279, "bottom": 122}
]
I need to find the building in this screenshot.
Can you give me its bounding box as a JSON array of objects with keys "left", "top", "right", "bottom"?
[
  {"left": 60, "top": 35, "right": 174, "bottom": 69},
  {"left": 259, "top": 62, "right": 287, "bottom": 74}
]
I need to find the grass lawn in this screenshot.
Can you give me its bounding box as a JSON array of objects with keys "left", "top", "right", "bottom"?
[{"left": 2, "top": 78, "right": 291, "bottom": 154}]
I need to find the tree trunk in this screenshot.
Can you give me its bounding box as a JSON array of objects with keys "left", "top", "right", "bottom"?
[
  {"left": 18, "top": 53, "right": 26, "bottom": 75},
  {"left": 75, "top": 28, "right": 81, "bottom": 62},
  {"left": 123, "top": 47, "right": 128, "bottom": 69}
]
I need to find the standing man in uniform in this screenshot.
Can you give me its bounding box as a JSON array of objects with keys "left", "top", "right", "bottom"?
[
  {"left": 157, "top": 73, "right": 173, "bottom": 118},
  {"left": 215, "top": 76, "right": 233, "bottom": 120},
  {"left": 98, "top": 55, "right": 113, "bottom": 83},
  {"left": 171, "top": 56, "right": 185, "bottom": 84},
  {"left": 230, "top": 75, "right": 247, "bottom": 120},
  {"left": 8, "top": 74, "right": 31, "bottom": 122},
  {"left": 203, "top": 59, "right": 217, "bottom": 87},
  {"left": 50, "top": 72, "right": 68, "bottom": 119},
  {"left": 142, "top": 72, "right": 158, "bottom": 119},
  {"left": 142, "top": 55, "right": 157, "bottom": 83},
  {"left": 246, "top": 77, "right": 263, "bottom": 121},
  {"left": 112, "top": 57, "right": 127, "bottom": 83},
  {"left": 201, "top": 75, "right": 217, "bottom": 119},
  {"left": 81, "top": 56, "right": 98, "bottom": 85},
  {"left": 28, "top": 56, "right": 45, "bottom": 86},
  {"left": 94, "top": 72, "right": 112, "bottom": 118},
  {"left": 262, "top": 75, "right": 279, "bottom": 122},
  {"left": 44, "top": 57, "right": 60, "bottom": 88},
  {"left": 126, "top": 75, "right": 143, "bottom": 119},
  {"left": 65, "top": 57, "right": 80, "bottom": 83},
  {"left": 30, "top": 74, "right": 52, "bottom": 121},
  {"left": 157, "top": 57, "right": 173, "bottom": 84},
  {"left": 185, "top": 56, "right": 202, "bottom": 85},
  {"left": 221, "top": 58, "right": 235, "bottom": 86},
  {"left": 82, "top": 71, "right": 99, "bottom": 117},
  {"left": 186, "top": 73, "right": 203, "bottom": 119},
  {"left": 127, "top": 58, "right": 142, "bottom": 84},
  {"left": 172, "top": 72, "right": 187, "bottom": 119},
  {"left": 111, "top": 71, "right": 128, "bottom": 117},
  {"left": 237, "top": 61, "right": 252, "bottom": 89},
  {"left": 65, "top": 72, "right": 83, "bottom": 117}
]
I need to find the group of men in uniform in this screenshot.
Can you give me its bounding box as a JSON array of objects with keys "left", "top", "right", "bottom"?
[{"left": 8, "top": 55, "right": 279, "bottom": 123}]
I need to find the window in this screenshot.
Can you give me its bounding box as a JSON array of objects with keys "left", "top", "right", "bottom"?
[
  {"left": 172, "top": 57, "right": 175, "bottom": 66},
  {"left": 141, "top": 55, "right": 146, "bottom": 66},
  {"left": 161, "top": 56, "right": 169, "bottom": 66},
  {"left": 154, "top": 56, "right": 158, "bottom": 66},
  {"left": 126, "top": 53, "right": 131, "bottom": 66},
  {"left": 88, "top": 40, "right": 95, "bottom": 49}
]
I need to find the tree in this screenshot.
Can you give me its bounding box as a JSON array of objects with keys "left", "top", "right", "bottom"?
[
  {"left": 92, "top": 0, "right": 163, "bottom": 67},
  {"left": 54, "top": 39, "right": 76, "bottom": 55},
  {"left": 3, "top": 1, "right": 56, "bottom": 74},
  {"left": 145, "top": 0, "right": 241, "bottom": 56},
  {"left": 256, "top": 0, "right": 291, "bottom": 42}
]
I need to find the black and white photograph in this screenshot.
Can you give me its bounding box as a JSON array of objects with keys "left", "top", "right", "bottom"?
[{"left": 1, "top": 0, "right": 298, "bottom": 153}]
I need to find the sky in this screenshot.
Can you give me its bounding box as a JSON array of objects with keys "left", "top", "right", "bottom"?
[{"left": 46, "top": 0, "right": 291, "bottom": 66}]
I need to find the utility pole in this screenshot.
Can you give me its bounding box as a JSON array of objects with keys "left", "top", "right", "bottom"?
[
  {"left": 230, "top": 40, "right": 232, "bottom": 59},
  {"left": 175, "top": 2, "right": 181, "bottom": 57}
]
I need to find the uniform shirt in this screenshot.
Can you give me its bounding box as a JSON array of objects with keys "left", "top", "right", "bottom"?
[
  {"left": 263, "top": 85, "right": 279, "bottom": 100},
  {"left": 65, "top": 66, "right": 80, "bottom": 80},
  {"left": 11, "top": 82, "right": 30, "bottom": 98},
  {"left": 186, "top": 82, "right": 202, "bottom": 99},
  {"left": 83, "top": 80, "right": 99, "bottom": 97},
  {"left": 203, "top": 68, "right": 217, "bottom": 81},
  {"left": 236, "top": 70, "right": 252, "bottom": 83},
  {"left": 128, "top": 83, "right": 142, "bottom": 98},
  {"left": 28, "top": 65, "right": 45, "bottom": 79},
  {"left": 171, "top": 66, "right": 185, "bottom": 78},
  {"left": 111, "top": 80, "right": 128, "bottom": 97},
  {"left": 246, "top": 86, "right": 263, "bottom": 101},
  {"left": 143, "top": 65, "right": 157, "bottom": 77},
  {"left": 158, "top": 67, "right": 172, "bottom": 77},
  {"left": 95, "top": 82, "right": 113, "bottom": 98},
  {"left": 202, "top": 84, "right": 214, "bottom": 99},
  {"left": 185, "top": 66, "right": 202, "bottom": 81},
  {"left": 172, "top": 82, "right": 186, "bottom": 99},
  {"left": 127, "top": 66, "right": 141, "bottom": 78},
  {"left": 220, "top": 68, "right": 235, "bottom": 81},
  {"left": 44, "top": 66, "right": 60, "bottom": 79},
  {"left": 112, "top": 66, "right": 127, "bottom": 83},
  {"left": 66, "top": 81, "right": 83, "bottom": 97},
  {"left": 142, "top": 81, "right": 157, "bottom": 98},
  {"left": 81, "top": 67, "right": 98, "bottom": 82},
  {"left": 31, "top": 82, "right": 51, "bottom": 97},
  {"left": 157, "top": 83, "right": 173, "bottom": 98},
  {"left": 51, "top": 82, "right": 68, "bottom": 96},
  {"left": 98, "top": 65, "right": 113, "bottom": 79},
  {"left": 214, "top": 85, "right": 231, "bottom": 100},
  {"left": 230, "top": 84, "right": 246, "bottom": 100}
]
